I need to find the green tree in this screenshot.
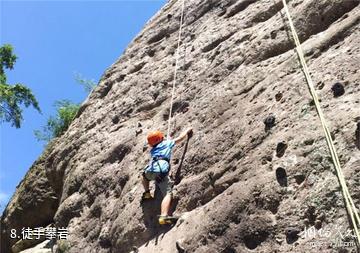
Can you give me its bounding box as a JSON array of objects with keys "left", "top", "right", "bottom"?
[
  {"left": 34, "top": 100, "right": 80, "bottom": 142},
  {"left": 74, "top": 72, "right": 97, "bottom": 93},
  {"left": 35, "top": 72, "right": 97, "bottom": 143},
  {"left": 0, "top": 44, "right": 40, "bottom": 128}
]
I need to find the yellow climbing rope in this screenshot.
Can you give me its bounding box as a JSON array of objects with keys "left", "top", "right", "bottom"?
[
  {"left": 281, "top": 0, "right": 360, "bottom": 246},
  {"left": 167, "top": 0, "right": 186, "bottom": 139}
]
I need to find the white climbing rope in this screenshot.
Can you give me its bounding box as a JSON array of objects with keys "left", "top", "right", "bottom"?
[
  {"left": 281, "top": 0, "right": 360, "bottom": 246},
  {"left": 167, "top": 0, "right": 186, "bottom": 139}
]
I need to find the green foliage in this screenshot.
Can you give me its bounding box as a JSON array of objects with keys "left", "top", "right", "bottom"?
[
  {"left": 34, "top": 100, "right": 80, "bottom": 142},
  {"left": 74, "top": 72, "right": 97, "bottom": 93},
  {"left": 0, "top": 84, "right": 41, "bottom": 128},
  {"left": 35, "top": 73, "right": 96, "bottom": 143},
  {"left": 57, "top": 240, "right": 70, "bottom": 253},
  {"left": 0, "top": 44, "right": 17, "bottom": 75},
  {"left": 0, "top": 44, "right": 40, "bottom": 128}
]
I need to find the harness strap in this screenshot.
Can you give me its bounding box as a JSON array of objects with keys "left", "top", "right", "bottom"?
[
  {"left": 146, "top": 156, "right": 171, "bottom": 175},
  {"left": 152, "top": 156, "right": 170, "bottom": 163}
]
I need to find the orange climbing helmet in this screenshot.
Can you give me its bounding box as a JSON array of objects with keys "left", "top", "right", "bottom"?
[{"left": 147, "top": 130, "right": 164, "bottom": 147}]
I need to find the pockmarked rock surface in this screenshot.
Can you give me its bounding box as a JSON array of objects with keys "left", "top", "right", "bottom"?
[
  {"left": 2, "top": 0, "right": 360, "bottom": 252},
  {"left": 1, "top": 143, "right": 59, "bottom": 253}
]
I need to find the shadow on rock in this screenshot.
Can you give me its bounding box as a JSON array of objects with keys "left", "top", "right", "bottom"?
[{"left": 140, "top": 186, "right": 173, "bottom": 248}]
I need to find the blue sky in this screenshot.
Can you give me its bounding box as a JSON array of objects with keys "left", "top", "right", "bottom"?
[{"left": 0, "top": 0, "right": 166, "bottom": 212}]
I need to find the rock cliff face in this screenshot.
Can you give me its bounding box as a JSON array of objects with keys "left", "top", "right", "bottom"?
[
  {"left": 2, "top": 0, "right": 360, "bottom": 252},
  {"left": 1, "top": 144, "right": 59, "bottom": 253}
]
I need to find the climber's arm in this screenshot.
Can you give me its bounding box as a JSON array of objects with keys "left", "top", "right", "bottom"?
[{"left": 174, "top": 127, "right": 193, "bottom": 145}]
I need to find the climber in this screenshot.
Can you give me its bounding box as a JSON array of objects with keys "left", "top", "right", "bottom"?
[{"left": 141, "top": 127, "right": 193, "bottom": 225}]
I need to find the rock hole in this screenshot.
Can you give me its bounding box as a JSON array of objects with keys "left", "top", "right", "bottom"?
[
  {"left": 305, "top": 205, "right": 317, "bottom": 225},
  {"left": 331, "top": 82, "right": 345, "bottom": 97},
  {"left": 128, "top": 62, "right": 146, "bottom": 74},
  {"left": 136, "top": 129, "right": 143, "bottom": 136},
  {"left": 112, "top": 115, "right": 120, "bottom": 124},
  {"left": 226, "top": 0, "right": 256, "bottom": 18},
  {"left": 152, "top": 90, "right": 160, "bottom": 100},
  {"left": 268, "top": 199, "right": 280, "bottom": 214},
  {"left": 263, "top": 114, "right": 276, "bottom": 131},
  {"left": 276, "top": 167, "right": 287, "bottom": 187},
  {"left": 176, "top": 241, "right": 185, "bottom": 253},
  {"left": 228, "top": 149, "right": 244, "bottom": 162},
  {"left": 276, "top": 141, "right": 287, "bottom": 158},
  {"left": 303, "top": 139, "right": 314, "bottom": 145},
  {"left": 304, "top": 49, "right": 314, "bottom": 57},
  {"left": 163, "top": 101, "right": 190, "bottom": 120},
  {"left": 317, "top": 81, "right": 325, "bottom": 90},
  {"left": 222, "top": 246, "right": 236, "bottom": 253},
  {"left": 315, "top": 219, "right": 322, "bottom": 229},
  {"left": 115, "top": 74, "right": 126, "bottom": 82},
  {"left": 99, "top": 237, "right": 112, "bottom": 248},
  {"left": 167, "top": 13, "right": 172, "bottom": 20},
  {"left": 285, "top": 227, "right": 300, "bottom": 244},
  {"left": 97, "top": 81, "right": 113, "bottom": 98},
  {"left": 270, "top": 31, "right": 277, "bottom": 39},
  {"left": 132, "top": 246, "right": 139, "bottom": 253},
  {"left": 147, "top": 28, "right": 169, "bottom": 44},
  {"left": 244, "top": 231, "right": 268, "bottom": 250},
  {"left": 331, "top": 131, "right": 337, "bottom": 141},
  {"left": 125, "top": 107, "right": 133, "bottom": 116},
  {"left": 261, "top": 155, "right": 272, "bottom": 165},
  {"left": 294, "top": 174, "right": 306, "bottom": 185},
  {"left": 275, "top": 92, "right": 282, "bottom": 101},
  {"left": 202, "top": 32, "right": 234, "bottom": 53},
  {"left": 74, "top": 102, "right": 89, "bottom": 119},
  {"left": 147, "top": 49, "right": 155, "bottom": 57},
  {"left": 227, "top": 62, "right": 240, "bottom": 71}
]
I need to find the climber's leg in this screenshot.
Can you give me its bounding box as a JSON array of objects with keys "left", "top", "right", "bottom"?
[
  {"left": 141, "top": 172, "right": 153, "bottom": 201},
  {"left": 142, "top": 172, "right": 150, "bottom": 191},
  {"left": 157, "top": 175, "right": 176, "bottom": 224},
  {"left": 161, "top": 193, "right": 171, "bottom": 216},
  {"left": 158, "top": 194, "right": 175, "bottom": 225}
]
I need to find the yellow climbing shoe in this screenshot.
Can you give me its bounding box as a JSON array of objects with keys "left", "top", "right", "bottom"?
[
  {"left": 141, "top": 191, "right": 153, "bottom": 201},
  {"left": 158, "top": 216, "right": 178, "bottom": 225}
]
